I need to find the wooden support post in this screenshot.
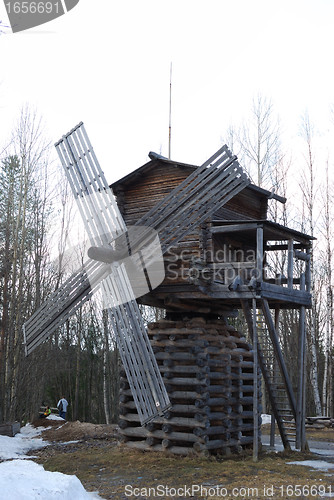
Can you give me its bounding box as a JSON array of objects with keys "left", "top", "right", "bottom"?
[
  {"left": 252, "top": 298, "right": 259, "bottom": 462},
  {"left": 305, "top": 247, "right": 311, "bottom": 293},
  {"left": 270, "top": 306, "right": 280, "bottom": 449},
  {"left": 296, "top": 273, "right": 308, "bottom": 451},
  {"left": 288, "top": 239, "right": 294, "bottom": 289},
  {"left": 256, "top": 225, "right": 264, "bottom": 283}
]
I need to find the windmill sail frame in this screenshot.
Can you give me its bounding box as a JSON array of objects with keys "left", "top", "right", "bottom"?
[{"left": 23, "top": 122, "right": 250, "bottom": 425}]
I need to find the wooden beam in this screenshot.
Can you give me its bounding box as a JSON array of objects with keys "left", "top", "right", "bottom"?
[
  {"left": 296, "top": 274, "right": 308, "bottom": 452},
  {"left": 306, "top": 247, "right": 311, "bottom": 293},
  {"left": 294, "top": 250, "right": 310, "bottom": 262},
  {"left": 260, "top": 282, "right": 311, "bottom": 307},
  {"left": 211, "top": 223, "right": 258, "bottom": 234},
  {"left": 256, "top": 226, "right": 264, "bottom": 283},
  {"left": 252, "top": 298, "right": 259, "bottom": 462},
  {"left": 288, "top": 239, "right": 294, "bottom": 289},
  {"left": 265, "top": 243, "right": 308, "bottom": 251},
  {"left": 265, "top": 278, "right": 301, "bottom": 285},
  {"left": 209, "top": 262, "right": 256, "bottom": 270}
]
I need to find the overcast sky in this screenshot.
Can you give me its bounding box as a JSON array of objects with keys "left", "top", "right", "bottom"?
[{"left": 1, "top": 0, "right": 334, "bottom": 184}]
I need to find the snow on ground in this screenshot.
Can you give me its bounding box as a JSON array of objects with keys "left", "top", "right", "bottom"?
[
  {"left": 0, "top": 460, "right": 101, "bottom": 500},
  {"left": 261, "top": 413, "right": 272, "bottom": 425},
  {"left": 311, "top": 448, "right": 334, "bottom": 456},
  {"left": 46, "top": 414, "right": 65, "bottom": 421},
  {"left": 0, "top": 423, "right": 49, "bottom": 460},
  {"left": 0, "top": 423, "right": 102, "bottom": 499},
  {"left": 287, "top": 460, "right": 334, "bottom": 472}
]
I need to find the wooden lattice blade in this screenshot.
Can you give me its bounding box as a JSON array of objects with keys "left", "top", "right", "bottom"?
[
  {"left": 23, "top": 259, "right": 108, "bottom": 356},
  {"left": 23, "top": 257, "right": 171, "bottom": 423},
  {"left": 25, "top": 123, "right": 171, "bottom": 424},
  {"left": 55, "top": 122, "right": 127, "bottom": 246},
  {"left": 56, "top": 124, "right": 169, "bottom": 422},
  {"left": 137, "top": 146, "right": 250, "bottom": 252},
  {"left": 23, "top": 123, "right": 249, "bottom": 425},
  {"left": 101, "top": 269, "right": 171, "bottom": 423},
  {"left": 24, "top": 133, "right": 249, "bottom": 355}
]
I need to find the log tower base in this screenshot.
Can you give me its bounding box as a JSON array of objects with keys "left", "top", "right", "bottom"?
[{"left": 119, "top": 316, "right": 261, "bottom": 456}]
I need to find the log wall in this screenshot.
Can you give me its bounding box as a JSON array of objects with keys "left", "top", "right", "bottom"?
[
  {"left": 112, "top": 161, "right": 268, "bottom": 226},
  {"left": 112, "top": 161, "right": 268, "bottom": 297},
  {"left": 119, "top": 316, "right": 261, "bottom": 456},
  {"left": 112, "top": 162, "right": 194, "bottom": 226}
]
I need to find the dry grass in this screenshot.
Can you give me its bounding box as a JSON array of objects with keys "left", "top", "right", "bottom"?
[
  {"left": 262, "top": 422, "right": 334, "bottom": 443},
  {"left": 32, "top": 436, "right": 334, "bottom": 499}
]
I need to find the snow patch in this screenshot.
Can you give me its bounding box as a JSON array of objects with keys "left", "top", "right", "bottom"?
[
  {"left": 0, "top": 424, "right": 49, "bottom": 460},
  {"left": 261, "top": 414, "right": 272, "bottom": 425},
  {"left": 0, "top": 460, "right": 101, "bottom": 499},
  {"left": 58, "top": 440, "right": 80, "bottom": 445},
  {"left": 0, "top": 422, "right": 102, "bottom": 498},
  {"left": 46, "top": 414, "right": 65, "bottom": 421},
  {"left": 287, "top": 460, "right": 334, "bottom": 472}
]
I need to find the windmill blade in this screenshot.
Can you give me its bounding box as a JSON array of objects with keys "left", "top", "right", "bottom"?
[
  {"left": 55, "top": 122, "right": 126, "bottom": 246},
  {"left": 24, "top": 146, "right": 248, "bottom": 354},
  {"left": 23, "top": 122, "right": 249, "bottom": 424},
  {"left": 24, "top": 131, "right": 249, "bottom": 353},
  {"left": 56, "top": 123, "right": 169, "bottom": 423},
  {"left": 24, "top": 256, "right": 169, "bottom": 423},
  {"left": 86, "top": 146, "right": 249, "bottom": 267},
  {"left": 101, "top": 267, "right": 170, "bottom": 424},
  {"left": 25, "top": 122, "right": 170, "bottom": 424},
  {"left": 23, "top": 258, "right": 109, "bottom": 356},
  {"left": 136, "top": 145, "right": 250, "bottom": 253}
]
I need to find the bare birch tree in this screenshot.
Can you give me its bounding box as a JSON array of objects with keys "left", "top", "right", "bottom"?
[
  {"left": 299, "top": 111, "right": 322, "bottom": 416},
  {"left": 239, "top": 94, "right": 282, "bottom": 189},
  {"left": 0, "top": 106, "right": 54, "bottom": 421},
  {"left": 319, "top": 160, "right": 333, "bottom": 416}
]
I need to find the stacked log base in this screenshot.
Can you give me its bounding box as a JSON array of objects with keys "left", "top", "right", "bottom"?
[{"left": 119, "top": 317, "right": 261, "bottom": 456}]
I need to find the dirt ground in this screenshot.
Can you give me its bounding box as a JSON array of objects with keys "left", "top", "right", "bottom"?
[
  {"left": 33, "top": 417, "right": 120, "bottom": 442},
  {"left": 30, "top": 419, "right": 334, "bottom": 500}
]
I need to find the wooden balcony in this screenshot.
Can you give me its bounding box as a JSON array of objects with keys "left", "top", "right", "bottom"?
[
  {"left": 140, "top": 220, "right": 314, "bottom": 312},
  {"left": 203, "top": 220, "right": 314, "bottom": 308}
]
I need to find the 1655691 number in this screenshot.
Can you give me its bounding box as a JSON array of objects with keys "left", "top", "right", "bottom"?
[{"left": 5, "top": 2, "right": 60, "bottom": 14}]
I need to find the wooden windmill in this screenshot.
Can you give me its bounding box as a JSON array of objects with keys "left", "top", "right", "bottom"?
[
  {"left": 111, "top": 152, "right": 313, "bottom": 455},
  {"left": 23, "top": 122, "right": 249, "bottom": 426}
]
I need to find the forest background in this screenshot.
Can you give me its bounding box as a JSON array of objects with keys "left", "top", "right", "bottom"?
[{"left": 0, "top": 96, "right": 333, "bottom": 425}]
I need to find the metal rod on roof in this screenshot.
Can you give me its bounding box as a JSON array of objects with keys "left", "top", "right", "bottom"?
[{"left": 168, "top": 62, "right": 172, "bottom": 160}]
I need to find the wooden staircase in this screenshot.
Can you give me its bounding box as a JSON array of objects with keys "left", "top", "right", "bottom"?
[
  {"left": 255, "top": 310, "right": 296, "bottom": 447},
  {"left": 241, "top": 299, "right": 304, "bottom": 450}
]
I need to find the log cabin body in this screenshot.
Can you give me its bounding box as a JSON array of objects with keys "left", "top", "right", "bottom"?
[
  {"left": 112, "top": 152, "right": 313, "bottom": 455},
  {"left": 112, "top": 153, "right": 312, "bottom": 313}
]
